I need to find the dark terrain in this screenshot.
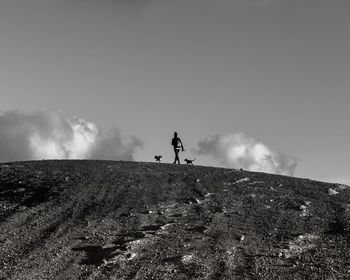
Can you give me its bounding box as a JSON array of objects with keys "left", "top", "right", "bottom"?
[{"left": 1, "top": 160, "right": 350, "bottom": 279}]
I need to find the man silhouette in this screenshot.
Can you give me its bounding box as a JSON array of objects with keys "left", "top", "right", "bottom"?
[{"left": 171, "top": 132, "right": 185, "bottom": 164}]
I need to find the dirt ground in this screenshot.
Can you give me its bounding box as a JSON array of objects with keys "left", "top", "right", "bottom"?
[{"left": 1, "top": 160, "right": 350, "bottom": 279}]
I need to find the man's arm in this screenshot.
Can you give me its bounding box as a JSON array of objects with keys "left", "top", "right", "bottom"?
[{"left": 179, "top": 139, "right": 185, "bottom": 151}]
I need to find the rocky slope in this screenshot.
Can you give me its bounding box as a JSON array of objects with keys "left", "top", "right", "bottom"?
[{"left": 1, "top": 160, "right": 350, "bottom": 279}]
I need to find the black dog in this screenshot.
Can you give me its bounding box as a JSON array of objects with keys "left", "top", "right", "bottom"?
[
  {"left": 184, "top": 158, "right": 195, "bottom": 165},
  {"left": 154, "top": 155, "right": 163, "bottom": 163}
]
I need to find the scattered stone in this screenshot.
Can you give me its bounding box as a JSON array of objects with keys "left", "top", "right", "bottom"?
[
  {"left": 249, "top": 181, "right": 264, "bottom": 185},
  {"left": 300, "top": 205, "right": 309, "bottom": 217},
  {"left": 281, "top": 234, "right": 319, "bottom": 259},
  {"left": 344, "top": 204, "right": 350, "bottom": 212},
  {"left": 337, "top": 184, "right": 349, "bottom": 190},
  {"left": 182, "top": 254, "right": 193, "bottom": 263},
  {"left": 235, "top": 177, "right": 250, "bottom": 184},
  {"left": 127, "top": 252, "right": 137, "bottom": 260},
  {"left": 102, "top": 243, "right": 117, "bottom": 249},
  {"left": 328, "top": 188, "right": 339, "bottom": 195}
]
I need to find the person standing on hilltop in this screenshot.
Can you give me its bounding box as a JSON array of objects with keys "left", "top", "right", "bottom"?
[{"left": 171, "top": 132, "right": 185, "bottom": 164}]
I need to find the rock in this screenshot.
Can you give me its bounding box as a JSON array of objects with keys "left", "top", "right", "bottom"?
[{"left": 328, "top": 188, "right": 339, "bottom": 195}]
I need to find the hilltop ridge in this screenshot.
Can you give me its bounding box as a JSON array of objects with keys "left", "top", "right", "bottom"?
[{"left": 1, "top": 160, "right": 350, "bottom": 279}]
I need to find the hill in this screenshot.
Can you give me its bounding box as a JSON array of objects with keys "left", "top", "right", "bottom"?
[{"left": 1, "top": 160, "right": 350, "bottom": 279}]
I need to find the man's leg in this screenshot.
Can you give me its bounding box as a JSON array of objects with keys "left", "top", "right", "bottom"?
[
  {"left": 174, "top": 148, "right": 178, "bottom": 164},
  {"left": 175, "top": 149, "right": 180, "bottom": 164}
]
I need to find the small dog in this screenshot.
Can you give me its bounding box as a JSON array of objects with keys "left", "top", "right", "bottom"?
[
  {"left": 154, "top": 155, "right": 163, "bottom": 163},
  {"left": 184, "top": 158, "right": 195, "bottom": 165}
]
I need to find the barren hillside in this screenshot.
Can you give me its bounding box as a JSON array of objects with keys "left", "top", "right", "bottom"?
[{"left": 1, "top": 160, "right": 350, "bottom": 279}]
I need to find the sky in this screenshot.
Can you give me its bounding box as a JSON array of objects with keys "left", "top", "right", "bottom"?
[{"left": 0, "top": 0, "right": 349, "bottom": 184}]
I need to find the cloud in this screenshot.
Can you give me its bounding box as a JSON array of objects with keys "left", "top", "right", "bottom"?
[
  {"left": 89, "top": 128, "right": 143, "bottom": 161},
  {"left": 195, "top": 132, "right": 297, "bottom": 176},
  {"left": 0, "top": 110, "right": 143, "bottom": 162}
]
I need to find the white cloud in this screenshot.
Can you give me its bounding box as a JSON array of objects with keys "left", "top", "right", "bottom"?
[
  {"left": 196, "top": 132, "right": 297, "bottom": 176},
  {"left": 0, "top": 110, "right": 143, "bottom": 162}
]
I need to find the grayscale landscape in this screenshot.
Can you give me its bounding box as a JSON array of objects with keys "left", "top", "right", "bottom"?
[
  {"left": 1, "top": 1, "right": 350, "bottom": 278},
  {"left": 1, "top": 160, "right": 350, "bottom": 279}
]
